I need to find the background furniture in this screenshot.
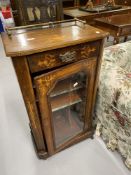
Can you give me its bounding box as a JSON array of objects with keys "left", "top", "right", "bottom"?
[
  {"left": 94, "top": 14, "right": 131, "bottom": 44},
  {"left": 99, "top": 0, "right": 131, "bottom": 6},
  {"left": 62, "top": 0, "right": 80, "bottom": 8},
  {"left": 1, "top": 19, "right": 107, "bottom": 158},
  {"left": 95, "top": 41, "right": 131, "bottom": 169},
  {"left": 115, "top": 0, "right": 131, "bottom": 6},
  {"left": 62, "top": 0, "right": 102, "bottom": 8},
  {"left": 64, "top": 6, "right": 131, "bottom": 23},
  {"left": 10, "top": 0, "right": 63, "bottom": 26}
]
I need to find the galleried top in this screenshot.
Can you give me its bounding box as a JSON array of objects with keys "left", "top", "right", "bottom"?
[{"left": 1, "top": 19, "right": 108, "bottom": 57}]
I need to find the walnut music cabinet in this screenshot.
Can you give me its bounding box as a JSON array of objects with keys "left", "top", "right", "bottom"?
[{"left": 1, "top": 19, "right": 108, "bottom": 159}]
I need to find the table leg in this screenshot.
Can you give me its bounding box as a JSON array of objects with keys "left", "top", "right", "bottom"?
[
  {"left": 114, "top": 37, "right": 120, "bottom": 44},
  {"left": 124, "top": 36, "right": 128, "bottom": 42},
  {"left": 107, "top": 36, "right": 109, "bottom": 41}
]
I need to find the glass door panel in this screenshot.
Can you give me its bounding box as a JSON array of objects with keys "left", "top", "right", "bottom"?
[{"left": 48, "top": 71, "right": 87, "bottom": 148}]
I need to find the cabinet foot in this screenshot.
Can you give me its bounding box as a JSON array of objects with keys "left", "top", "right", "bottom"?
[
  {"left": 124, "top": 36, "right": 128, "bottom": 42},
  {"left": 30, "top": 129, "right": 49, "bottom": 159},
  {"left": 113, "top": 37, "right": 120, "bottom": 44},
  {"left": 90, "top": 135, "right": 94, "bottom": 139}
]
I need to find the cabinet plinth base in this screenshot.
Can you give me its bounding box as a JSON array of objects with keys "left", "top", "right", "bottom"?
[
  {"left": 37, "top": 151, "right": 49, "bottom": 159},
  {"left": 31, "top": 128, "right": 94, "bottom": 159}
]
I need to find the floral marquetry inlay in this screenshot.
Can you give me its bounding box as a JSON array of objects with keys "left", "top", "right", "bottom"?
[
  {"left": 37, "top": 54, "right": 57, "bottom": 68},
  {"left": 81, "top": 46, "right": 96, "bottom": 59},
  {"left": 37, "top": 74, "right": 56, "bottom": 92}
]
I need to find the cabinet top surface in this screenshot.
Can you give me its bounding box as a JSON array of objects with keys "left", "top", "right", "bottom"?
[{"left": 1, "top": 22, "right": 108, "bottom": 57}]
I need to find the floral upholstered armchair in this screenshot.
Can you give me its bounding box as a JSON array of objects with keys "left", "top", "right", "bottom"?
[{"left": 95, "top": 41, "right": 131, "bottom": 169}]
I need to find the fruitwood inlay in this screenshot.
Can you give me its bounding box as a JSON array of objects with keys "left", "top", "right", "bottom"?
[
  {"left": 81, "top": 46, "right": 96, "bottom": 59},
  {"left": 27, "top": 41, "right": 100, "bottom": 73},
  {"left": 37, "top": 54, "right": 57, "bottom": 68},
  {"left": 37, "top": 74, "right": 56, "bottom": 90}
]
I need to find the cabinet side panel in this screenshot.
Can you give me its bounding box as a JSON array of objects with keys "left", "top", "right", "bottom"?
[
  {"left": 12, "top": 56, "right": 46, "bottom": 154},
  {"left": 91, "top": 39, "right": 105, "bottom": 115}
]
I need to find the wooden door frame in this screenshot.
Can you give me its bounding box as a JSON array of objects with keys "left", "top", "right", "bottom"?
[{"left": 34, "top": 58, "right": 96, "bottom": 156}]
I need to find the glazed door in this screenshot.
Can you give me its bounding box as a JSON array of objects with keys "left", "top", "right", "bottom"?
[{"left": 34, "top": 59, "right": 96, "bottom": 155}]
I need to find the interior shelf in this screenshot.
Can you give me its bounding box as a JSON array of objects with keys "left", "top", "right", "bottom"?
[
  {"left": 50, "top": 79, "right": 82, "bottom": 97},
  {"left": 51, "top": 91, "right": 82, "bottom": 112}
]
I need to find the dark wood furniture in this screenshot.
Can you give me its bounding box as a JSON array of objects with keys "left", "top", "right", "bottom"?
[
  {"left": 62, "top": 0, "right": 98, "bottom": 8},
  {"left": 62, "top": 0, "right": 99, "bottom": 8},
  {"left": 62, "top": 0, "right": 131, "bottom": 9},
  {"left": 64, "top": 6, "right": 131, "bottom": 23},
  {"left": 10, "top": 0, "right": 63, "bottom": 26},
  {"left": 100, "top": 0, "right": 131, "bottom": 6},
  {"left": 62, "top": 0, "right": 80, "bottom": 7},
  {"left": 1, "top": 19, "right": 108, "bottom": 158},
  {"left": 94, "top": 13, "right": 131, "bottom": 44},
  {"left": 114, "top": 0, "right": 131, "bottom": 6}
]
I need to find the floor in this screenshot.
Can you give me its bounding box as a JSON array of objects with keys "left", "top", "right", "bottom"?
[{"left": 0, "top": 36, "right": 131, "bottom": 175}]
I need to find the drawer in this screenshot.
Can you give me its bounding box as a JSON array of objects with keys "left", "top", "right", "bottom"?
[{"left": 27, "top": 40, "right": 100, "bottom": 73}]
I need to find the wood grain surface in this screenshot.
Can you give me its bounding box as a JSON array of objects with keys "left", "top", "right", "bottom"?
[{"left": 1, "top": 22, "right": 108, "bottom": 57}]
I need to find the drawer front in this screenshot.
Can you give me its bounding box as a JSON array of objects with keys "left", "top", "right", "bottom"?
[{"left": 27, "top": 40, "right": 100, "bottom": 73}]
